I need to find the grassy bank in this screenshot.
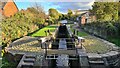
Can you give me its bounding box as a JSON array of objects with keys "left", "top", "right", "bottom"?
[
  {"left": 0, "top": 59, "right": 2, "bottom": 68},
  {"left": 70, "top": 25, "right": 88, "bottom": 37},
  {"left": 30, "top": 25, "right": 58, "bottom": 37},
  {"left": 108, "top": 37, "right": 120, "bottom": 47}
]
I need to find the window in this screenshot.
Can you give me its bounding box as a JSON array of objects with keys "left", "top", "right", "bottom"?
[{"left": 1, "top": 8, "right": 3, "bottom": 10}]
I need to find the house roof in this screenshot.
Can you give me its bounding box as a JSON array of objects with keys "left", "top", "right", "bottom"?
[{"left": 0, "top": 0, "right": 18, "bottom": 10}]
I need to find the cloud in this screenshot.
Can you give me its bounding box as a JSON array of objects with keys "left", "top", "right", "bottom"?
[
  {"left": 16, "top": 1, "right": 95, "bottom": 14},
  {"left": 45, "top": 2, "right": 94, "bottom": 13}
]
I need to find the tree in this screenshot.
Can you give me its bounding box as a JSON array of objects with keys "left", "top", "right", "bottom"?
[
  {"left": 29, "top": 3, "right": 46, "bottom": 19},
  {"left": 27, "top": 7, "right": 39, "bottom": 14},
  {"left": 106, "top": 23, "right": 117, "bottom": 36},
  {"left": 118, "top": 2, "right": 120, "bottom": 19},
  {"left": 91, "top": 2, "right": 119, "bottom": 21},
  {"left": 58, "top": 13, "right": 63, "bottom": 20},
  {"left": 49, "top": 8, "right": 60, "bottom": 20},
  {"left": 48, "top": 8, "right": 60, "bottom": 24},
  {"left": 67, "top": 9, "right": 73, "bottom": 20},
  {"left": 32, "top": 2, "right": 45, "bottom": 14}
]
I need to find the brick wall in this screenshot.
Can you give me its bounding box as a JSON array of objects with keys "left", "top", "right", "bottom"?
[
  {"left": 3, "top": 1, "right": 18, "bottom": 17},
  {"left": 81, "top": 16, "right": 86, "bottom": 24}
]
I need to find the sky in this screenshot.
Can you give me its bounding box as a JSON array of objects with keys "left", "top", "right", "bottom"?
[{"left": 15, "top": 1, "right": 95, "bottom": 14}]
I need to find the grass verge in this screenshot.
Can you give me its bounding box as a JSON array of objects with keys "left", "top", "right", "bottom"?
[
  {"left": 31, "top": 25, "right": 58, "bottom": 37},
  {"left": 70, "top": 25, "right": 88, "bottom": 37},
  {"left": 108, "top": 37, "right": 120, "bottom": 47}
]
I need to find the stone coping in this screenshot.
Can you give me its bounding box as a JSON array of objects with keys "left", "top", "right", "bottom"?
[
  {"left": 86, "top": 36, "right": 120, "bottom": 59},
  {"left": 73, "top": 25, "right": 120, "bottom": 54},
  {"left": 93, "top": 36, "right": 120, "bottom": 51},
  {"left": 9, "top": 36, "right": 40, "bottom": 47},
  {"left": 87, "top": 51, "right": 119, "bottom": 59},
  {"left": 7, "top": 36, "right": 49, "bottom": 55}
]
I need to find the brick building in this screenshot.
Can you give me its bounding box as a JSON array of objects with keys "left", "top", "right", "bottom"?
[
  {"left": 77, "top": 12, "right": 96, "bottom": 26},
  {"left": 0, "top": 0, "right": 19, "bottom": 17}
]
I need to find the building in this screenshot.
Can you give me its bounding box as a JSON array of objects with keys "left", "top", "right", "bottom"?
[
  {"left": 77, "top": 12, "right": 96, "bottom": 26},
  {"left": 0, "top": 0, "right": 19, "bottom": 17},
  {"left": 77, "top": 12, "right": 89, "bottom": 25}
]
